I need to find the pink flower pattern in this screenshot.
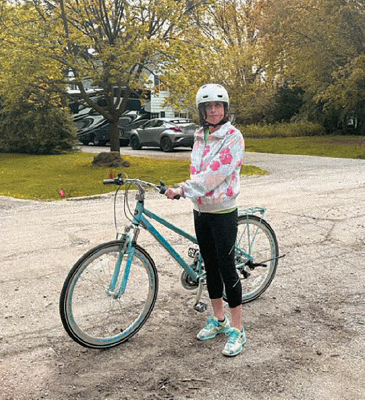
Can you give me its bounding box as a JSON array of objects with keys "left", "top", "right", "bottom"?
[
  {"left": 203, "top": 145, "right": 210, "bottom": 157},
  {"left": 210, "top": 161, "right": 221, "bottom": 171},
  {"left": 227, "top": 186, "right": 234, "bottom": 197},
  {"left": 219, "top": 148, "right": 233, "bottom": 165}
]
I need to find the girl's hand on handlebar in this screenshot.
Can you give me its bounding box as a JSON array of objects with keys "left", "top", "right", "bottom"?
[{"left": 165, "top": 188, "right": 181, "bottom": 200}]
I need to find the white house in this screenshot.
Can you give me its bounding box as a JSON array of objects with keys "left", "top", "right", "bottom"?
[
  {"left": 144, "top": 90, "right": 190, "bottom": 119},
  {"left": 67, "top": 68, "right": 190, "bottom": 119}
]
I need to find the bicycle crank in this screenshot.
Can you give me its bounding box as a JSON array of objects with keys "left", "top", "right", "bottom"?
[{"left": 181, "top": 270, "right": 199, "bottom": 290}]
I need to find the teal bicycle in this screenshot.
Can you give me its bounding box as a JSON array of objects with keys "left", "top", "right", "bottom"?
[{"left": 59, "top": 175, "right": 280, "bottom": 349}]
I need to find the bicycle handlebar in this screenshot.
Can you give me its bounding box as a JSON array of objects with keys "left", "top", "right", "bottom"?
[
  {"left": 103, "top": 176, "right": 180, "bottom": 199},
  {"left": 103, "top": 178, "right": 120, "bottom": 185}
]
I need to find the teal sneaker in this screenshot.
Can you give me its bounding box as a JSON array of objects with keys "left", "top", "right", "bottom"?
[
  {"left": 222, "top": 327, "right": 247, "bottom": 357},
  {"left": 197, "top": 316, "right": 231, "bottom": 340}
]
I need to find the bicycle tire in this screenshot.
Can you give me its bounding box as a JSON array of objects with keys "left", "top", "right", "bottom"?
[
  {"left": 59, "top": 240, "right": 158, "bottom": 349},
  {"left": 224, "top": 215, "right": 279, "bottom": 304}
]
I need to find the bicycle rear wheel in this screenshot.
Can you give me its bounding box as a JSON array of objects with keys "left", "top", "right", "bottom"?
[
  {"left": 59, "top": 240, "right": 158, "bottom": 349},
  {"left": 235, "top": 215, "right": 279, "bottom": 303}
]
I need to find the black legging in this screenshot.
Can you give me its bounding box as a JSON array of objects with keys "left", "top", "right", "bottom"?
[{"left": 193, "top": 209, "right": 242, "bottom": 308}]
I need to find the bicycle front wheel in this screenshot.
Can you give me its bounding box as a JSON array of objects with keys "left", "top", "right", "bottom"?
[
  {"left": 235, "top": 215, "right": 279, "bottom": 303},
  {"left": 59, "top": 240, "right": 158, "bottom": 349}
]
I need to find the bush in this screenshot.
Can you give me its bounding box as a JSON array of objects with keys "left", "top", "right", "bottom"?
[
  {"left": 239, "top": 121, "right": 326, "bottom": 138},
  {"left": 0, "top": 104, "right": 77, "bottom": 154}
]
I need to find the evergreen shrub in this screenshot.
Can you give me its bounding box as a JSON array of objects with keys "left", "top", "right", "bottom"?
[{"left": 0, "top": 104, "right": 77, "bottom": 154}]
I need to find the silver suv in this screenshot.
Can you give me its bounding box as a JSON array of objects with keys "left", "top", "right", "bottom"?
[{"left": 129, "top": 118, "right": 198, "bottom": 152}]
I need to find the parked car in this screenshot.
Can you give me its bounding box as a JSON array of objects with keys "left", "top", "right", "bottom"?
[
  {"left": 75, "top": 111, "right": 149, "bottom": 146},
  {"left": 129, "top": 118, "right": 198, "bottom": 152},
  {"left": 119, "top": 113, "right": 150, "bottom": 145},
  {"left": 75, "top": 112, "right": 110, "bottom": 146},
  {"left": 119, "top": 114, "right": 150, "bottom": 146}
]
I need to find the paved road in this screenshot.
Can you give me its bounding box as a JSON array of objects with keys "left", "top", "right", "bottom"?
[
  {"left": 1, "top": 152, "right": 364, "bottom": 400},
  {"left": 80, "top": 144, "right": 365, "bottom": 175},
  {"left": 79, "top": 144, "right": 192, "bottom": 158}
]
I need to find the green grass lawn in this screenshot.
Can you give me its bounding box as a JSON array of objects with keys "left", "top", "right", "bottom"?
[
  {"left": 1, "top": 135, "right": 364, "bottom": 200},
  {"left": 0, "top": 152, "right": 264, "bottom": 200},
  {"left": 245, "top": 135, "right": 365, "bottom": 159}
]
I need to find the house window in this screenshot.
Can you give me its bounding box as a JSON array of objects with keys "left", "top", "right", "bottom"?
[
  {"left": 175, "top": 112, "right": 189, "bottom": 119},
  {"left": 160, "top": 111, "right": 165, "bottom": 118}
]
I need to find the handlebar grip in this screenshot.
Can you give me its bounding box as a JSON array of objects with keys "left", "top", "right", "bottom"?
[
  {"left": 103, "top": 178, "right": 124, "bottom": 185},
  {"left": 160, "top": 186, "right": 180, "bottom": 199},
  {"left": 103, "top": 179, "right": 116, "bottom": 184}
]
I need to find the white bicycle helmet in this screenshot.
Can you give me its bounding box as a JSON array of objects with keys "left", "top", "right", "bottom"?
[{"left": 195, "top": 84, "right": 230, "bottom": 107}]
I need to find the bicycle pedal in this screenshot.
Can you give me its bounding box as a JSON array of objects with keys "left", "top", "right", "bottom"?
[{"left": 194, "top": 302, "right": 207, "bottom": 313}]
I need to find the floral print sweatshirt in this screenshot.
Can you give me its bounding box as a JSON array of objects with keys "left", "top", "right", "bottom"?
[{"left": 180, "top": 121, "right": 245, "bottom": 213}]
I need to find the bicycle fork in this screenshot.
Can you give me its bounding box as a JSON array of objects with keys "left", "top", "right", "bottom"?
[{"left": 106, "top": 227, "right": 138, "bottom": 299}]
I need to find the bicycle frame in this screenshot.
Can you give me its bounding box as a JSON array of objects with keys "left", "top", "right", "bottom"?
[
  {"left": 141, "top": 207, "right": 200, "bottom": 280},
  {"left": 109, "top": 199, "right": 203, "bottom": 299},
  {"left": 137, "top": 205, "right": 267, "bottom": 281},
  {"left": 109, "top": 190, "right": 267, "bottom": 300}
]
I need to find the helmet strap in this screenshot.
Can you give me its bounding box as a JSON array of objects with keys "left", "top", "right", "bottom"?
[{"left": 204, "top": 118, "right": 228, "bottom": 129}]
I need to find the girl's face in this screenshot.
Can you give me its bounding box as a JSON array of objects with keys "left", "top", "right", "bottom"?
[{"left": 205, "top": 102, "right": 225, "bottom": 126}]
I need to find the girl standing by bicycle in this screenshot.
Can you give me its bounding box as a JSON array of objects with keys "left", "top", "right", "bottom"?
[{"left": 165, "top": 84, "right": 245, "bottom": 357}]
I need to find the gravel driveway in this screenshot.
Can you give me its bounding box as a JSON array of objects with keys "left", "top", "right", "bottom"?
[{"left": 1, "top": 152, "right": 364, "bottom": 400}]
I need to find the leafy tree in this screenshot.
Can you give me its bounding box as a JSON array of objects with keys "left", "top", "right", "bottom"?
[
  {"left": 258, "top": 0, "right": 365, "bottom": 132},
  {"left": 0, "top": 2, "right": 77, "bottom": 154},
  {"left": 319, "top": 53, "right": 365, "bottom": 133},
  {"left": 269, "top": 86, "right": 304, "bottom": 123},
  {"left": 185, "top": 0, "right": 280, "bottom": 124},
  {"left": 0, "top": 0, "right": 211, "bottom": 154}
]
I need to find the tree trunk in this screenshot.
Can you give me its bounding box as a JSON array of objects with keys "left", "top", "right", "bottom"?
[{"left": 109, "top": 120, "right": 120, "bottom": 153}]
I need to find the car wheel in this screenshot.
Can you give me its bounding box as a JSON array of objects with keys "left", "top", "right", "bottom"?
[
  {"left": 130, "top": 135, "right": 142, "bottom": 150},
  {"left": 160, "top": 136, "right": 174, "bottom": 152},
  {"left": 93, "top": 138, "right": 107, "bottom": 146}
]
